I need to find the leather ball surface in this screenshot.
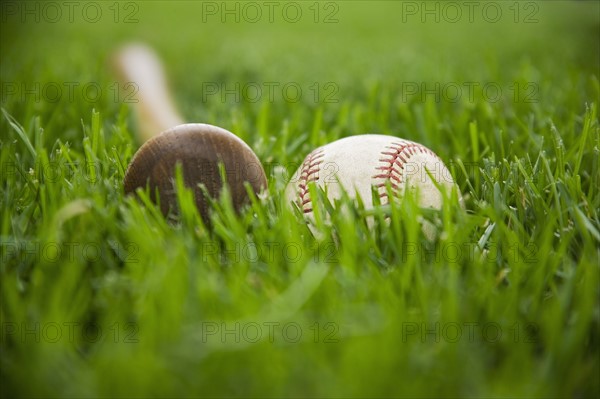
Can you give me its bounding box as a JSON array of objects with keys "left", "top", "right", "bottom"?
[
  {"left": 124, "top": 123, "right": 267, "bottom": 222},
  {"left": 285, "top": 134, "right": 459, "bottom": 215}
]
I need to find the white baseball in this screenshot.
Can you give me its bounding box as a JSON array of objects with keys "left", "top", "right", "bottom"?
[{"left": 285, "top": 134, "right": 460, "bottom": 226}]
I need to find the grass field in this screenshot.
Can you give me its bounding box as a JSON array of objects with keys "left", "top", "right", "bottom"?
[{"left": 1, "top": 1, "right": 599, "bottom": 398}]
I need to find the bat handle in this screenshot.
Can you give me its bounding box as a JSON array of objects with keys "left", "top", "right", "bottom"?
[{"left": 112, "top": 43, "right": 184, "bottom": 143}]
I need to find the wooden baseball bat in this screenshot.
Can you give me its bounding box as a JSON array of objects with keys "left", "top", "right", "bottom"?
[{"left": 112, "top": 43, "right": 184, "bottom": 142}]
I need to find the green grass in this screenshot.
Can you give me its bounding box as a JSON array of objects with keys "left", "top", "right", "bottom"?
[{"left": 1, "top": 1, "right": 599, "bottom": 398}]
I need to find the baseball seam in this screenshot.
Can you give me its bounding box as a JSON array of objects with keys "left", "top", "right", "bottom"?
[
  {"left": 297, "top": 148, "right": 325, "bottom": 213},
  {"left": 372, "top": 142, "right": 439, "bottom": 203}
]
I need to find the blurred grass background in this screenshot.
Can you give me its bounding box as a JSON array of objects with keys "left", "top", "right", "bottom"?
[{"left": 1, "top": 1, "right": 599, "bottom": 398}]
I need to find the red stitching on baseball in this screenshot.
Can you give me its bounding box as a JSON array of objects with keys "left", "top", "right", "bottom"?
[
  {"left": 297, "top": 149, "right": 324, "bottom": 213},
  {"left": 373, "top": 141, "right": 439, "bottom": 203}
]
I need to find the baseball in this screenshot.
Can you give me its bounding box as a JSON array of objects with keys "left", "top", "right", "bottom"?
[
  {"left": 285, "top": 134, "right": 460, "bottom": 232},
  {"left": 123, "top": 123, "right": 267, "bottom": 222},
  {"left": 114, "top": 43, "right": 268, "bottom": 223}
]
